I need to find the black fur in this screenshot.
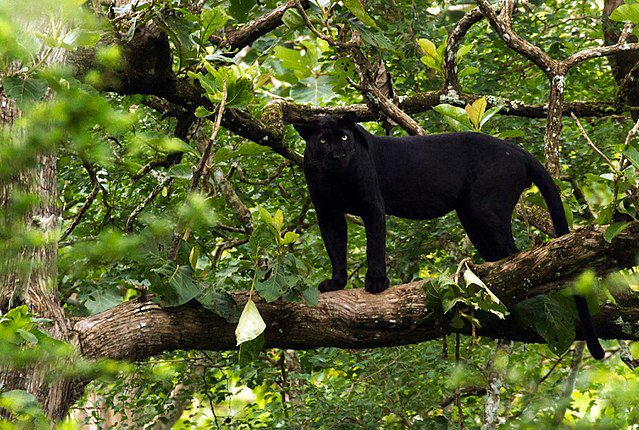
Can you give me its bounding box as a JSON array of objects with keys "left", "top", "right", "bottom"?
[{"left": 295, "top": 114, "right": 604, "bottom": 360}]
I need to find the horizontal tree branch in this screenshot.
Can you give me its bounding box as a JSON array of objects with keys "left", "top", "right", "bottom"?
[{"left": 74, "top": 222, "right": 639, "bottom": 361}]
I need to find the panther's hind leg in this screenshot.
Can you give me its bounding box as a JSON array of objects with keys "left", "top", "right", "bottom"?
[{"left": 456, "top": 205, "right": 518, "bottom": 262}]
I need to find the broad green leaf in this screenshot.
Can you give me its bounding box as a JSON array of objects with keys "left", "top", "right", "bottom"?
[
  {"left": 194, "top": 106, "right": 214, "bottom": 118},
  {"left": 604, "top": 221, "right": 631, "bottom": 243},
  {"left": 250, "top": 223, "right": 274, "bottom": 253},
  {"left": 235, "top": 298, "right": 266, "bottom": 345},
  {"left": 516, "top": 294, "right": 576, "bottom": 356},
  {"left": 280, "top": 231, "right": 300, "bottom": 245},
  {"left": 497, "top": 129, "right": 526, "bottom": 139},
  {"left": 237, "top": 142, "right": 268, "bottom": 156},
  {"left": 433, "top": 104, "right": 473, "bottom": 131},
  {"left": 229, "top": 0, "right": 257, "bottom": 23},
  {"left": 417, "top": 38, "right": 441, "bottom": 72},
  {"left": 458, "top": 66, "right": 478, "bottom": 78},
  {"left": 198, "top": 289, "right": 239, "bottom": 322},
  {"left": 16, "top": 328, "right": 38, "bottom": 345},
  {"left": 301, "top": 285, "right": 318, "bottom": 306},
  {"left": 157, "top": 265, "right": 201, "bottom": 307},
  {"left": 456, "top": 44, "right": 474, "bottom": 62},
  {"left": 610, "top": 4, "right": 639, "bottom": 23},
  {"left": 256, "top": 273, "right": 289, "bottom": 302},
  {"left": 479, "top": 105, "right": 502, "bottom": 128},
  {"left": 258, "top": 206, "right": 274, "bottom": 225},
  {"left": 239, "top": 333, "right": 264, "bottom": 366},
  {"left": 282, "top": 8, "right": 304, "bottom": 29},
  {"left": 85, "top": 287, "right": 122, "bottom": 315},
  {"left": 623, "top": 147, "right": 639, "bottom": 170},
  {"left": 273, "top": 46, "right": 317, "bottom": 79},
  {"left": 199, "top": 8, "right": 228, "bottom": 41},
  {"left": 273, "top": 209, "right": 284, "bottom": 231},
  {"left": 2, "top": 76, "right": 48, "bottom": 108},
  {"left": 465, "top": 96, "right": 487, "bottom": 130},
  {"left": 167, "top": 164, "right": 193, "bottom": 180},
  {"left": 291, "top": 76, "right": 338, "bottom": 104},
  {"left": 61, "top": 28, "right": 100, "bottom": 49},
  {"left": 342, "top": 0, "right": 378, "bottom": 28}
]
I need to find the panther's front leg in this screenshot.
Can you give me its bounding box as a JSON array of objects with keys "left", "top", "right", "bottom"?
[
  {"left": 315, "top": 207, "right": 348, "bottom": 292},
  {"left": 362, "top": 205, "right": 390, "bottom": 293}
]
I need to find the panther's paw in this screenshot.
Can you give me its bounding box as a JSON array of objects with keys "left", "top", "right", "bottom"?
[
  {"left": 364, "top": 275, "right": 390, "bottom": 294},
  {"left": 318, "top": 278, "right": 346, "bottom": 293}
]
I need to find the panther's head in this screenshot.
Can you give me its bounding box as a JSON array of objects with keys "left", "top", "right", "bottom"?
[{"left": 294, "top": 113, "right": 365, "bottom": 172}]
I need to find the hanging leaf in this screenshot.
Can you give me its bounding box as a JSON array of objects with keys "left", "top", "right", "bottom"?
[{"left": 235, "top": 298, "right": 266, "bottom": 346}]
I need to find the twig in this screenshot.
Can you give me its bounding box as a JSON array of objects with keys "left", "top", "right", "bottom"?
[
  {"left": 570, "top": 113, "right": 616, "bottom": 170},
  {"left": 60, "top": 163, "right": 100, "bottom": 241},
  {"left": 126, "top": 176, "right": 174, "bottom": 232},
  {"left": 170, "top": 82, "right": 227, "bottom": 260},
  {"left": 552, "top": 341, "right": 585, "bottom": 425}
]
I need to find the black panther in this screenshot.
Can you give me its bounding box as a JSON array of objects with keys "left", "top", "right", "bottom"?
[{"left": 294, "top": 113, "right": 604, "bottom": 360}]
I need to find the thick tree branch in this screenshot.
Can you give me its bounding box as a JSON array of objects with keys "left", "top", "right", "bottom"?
[{"left": 75, "top": 222, "right": 639, "bottom": 361}]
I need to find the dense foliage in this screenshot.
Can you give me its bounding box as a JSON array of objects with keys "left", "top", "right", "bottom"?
[{"left": 2, "top": 0, "right": 639, "bottom": 428}]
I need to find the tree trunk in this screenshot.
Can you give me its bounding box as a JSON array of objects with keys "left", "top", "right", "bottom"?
[{"left": 0, "top": 28, "right": 79, "bottom": 424}]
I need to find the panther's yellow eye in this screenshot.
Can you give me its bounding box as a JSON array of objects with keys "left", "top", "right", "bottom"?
[
  {"left": 319, "top": 138, "right": 326, "bottom": 144},
  {"left": 341, "top": 135, "right": 348, "bottom": 141}
]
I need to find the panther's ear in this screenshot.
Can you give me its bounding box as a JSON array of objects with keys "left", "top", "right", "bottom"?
[
  {"left": 339, "top": 112, "right": 358, "bottom": 129},
  {"left": 293, "top": 122, "right": 315, "bottom": 141}
]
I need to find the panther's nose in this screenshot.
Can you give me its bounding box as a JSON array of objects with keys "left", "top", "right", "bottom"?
[{"left": 333, "top": 153, "right": 346, "bottom": 160}]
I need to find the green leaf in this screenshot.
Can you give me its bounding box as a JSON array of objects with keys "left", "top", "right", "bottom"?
[
  {"left": 342, "top": 0, "right": 378, "bottom": 28},
  {"left": 282, "top": 8, "right": 304, "bottom": 29},
  {"left": 604, "top": 221, "right": 631, "bottom": 243},
  {"left": 273, "top": 46, "right": 317, "bottom": 79},
  {"left": 280, "top": 231, "right": 300, "bottom": 245},
  {"left": 516, "top": 294, "right": 576, "bottom": 356},
  {"left": 199, "top": 8, "right": 228, "bottom": 41},
  {"left": 235, "top": 298, "right": 266, "bottom": 345},
  {"left": 85, "top": 287, "right": 122, "bottom": 315},
  {"left": 301, "top": 285, "right": 318, "bottom": 306},
  {"left": 610, "top": 4, "right": 639, "bottom": 23},
  {"left": 497, "top": 129, "right": 526, "bottom": 139},
  {"left": 159, "top": 265, "right": 201, "bottom": 307},
  {"left": 291, "top": 76, "right": 338, "bottom": 104},
  {"left": 433, "top": 103, "right": 473, "bottom": 131},
  {"left": 250, "top": 223, "right": 274, "bottom": 253},
  {"left": 198, "top": 289, "right": 239, "bottom": 322},
  {"left": 458, "top": 66, "right": 478, "bottom": 78},
  {"left": 256, "top": 273, "right": 289, "bottom": 302},
  {"left": 16, "top": 328, "right": 38, "bottom": 345},
  {"left": 239, "top": 333, "right": 264, "bottom": 366},
  {"left": 417, "top": 38, "right": 442, "bottom": 72},
  {"left": 167, "top": 164, "right": 193, "bottom": 180},
  {"left": 61, "top": 28, "right": 100, "bottom": 49},
  {"left": 2, "top": 76, "right": 48, "bottom": 108},
  {"left": 456, "top": 44, "right": 474, "bottom": 62},
  {"left": 194, "top": 106, "right": 214, "bottom": 118},
  {"left": 229, "top": 0, "right": 257, "bottom": 23},
  {"left": 623, "top": 147, "right": 639, "bottom": 170},
  {"left": 479, "top": 105, "right": 502, "bottom": 128}
]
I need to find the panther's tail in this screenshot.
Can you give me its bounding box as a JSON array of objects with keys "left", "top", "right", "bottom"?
[{"left": 527, "top": 154, "right": 605, "bottom": 360}]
